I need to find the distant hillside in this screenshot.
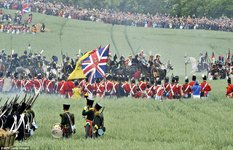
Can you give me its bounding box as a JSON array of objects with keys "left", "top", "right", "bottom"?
[{"left": 0, "top": 9, "right": 232, "bottom": 76}]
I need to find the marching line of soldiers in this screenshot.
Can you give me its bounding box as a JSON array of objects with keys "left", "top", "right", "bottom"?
[
  {"left": 0, "top": 72, "right": 212, "bottom": 100},
  {"left": 76, "top": 74, "right": 212, "bottom": 100},
  {"left": 0, "top": 49, "right": 213, "bottom": 100}
]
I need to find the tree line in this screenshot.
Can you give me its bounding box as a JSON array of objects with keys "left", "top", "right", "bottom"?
[{"left": 54, "top": 0, "right": 233, "bottom": 18}]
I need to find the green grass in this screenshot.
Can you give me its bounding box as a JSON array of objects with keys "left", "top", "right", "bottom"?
[
  {"left": 0, "top": 80, "right": 232, "bottom": 150},
  {"left": 1, "top": 9, "right": 233, "bottom": 76},
  {"left": 1, "top": 9, "right": 233, "bottom": 150}
]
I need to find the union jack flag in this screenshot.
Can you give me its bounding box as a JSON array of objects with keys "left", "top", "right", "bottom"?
[
  {"left": 82, "top": 45, "right": 110, "bottom": 83},
  {"left": 21, "top": 3, "right": 31, "bottom": 15}
]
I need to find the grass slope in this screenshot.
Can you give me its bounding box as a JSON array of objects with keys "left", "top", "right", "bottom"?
[{"left": 0, "top": 9, "right": 233, "bottom": 75}]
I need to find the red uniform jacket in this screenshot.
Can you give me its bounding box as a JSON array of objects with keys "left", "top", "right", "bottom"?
[
  {"left": 163, "top": 83, "right": 170, "bottom": 96},
  {"left": 138, "top": 81, "right": 147, "bottom": 91},
  {"left": 15, "top": 79, "right": 24, "bottom": 91},
  {"left": 62, "top": 81, "right": 75, "bottom": 97},
  {"left": 226, "top": 84, "right": 233, "bottom": 96},
  {"left": 106, "top": 80, "right": 113, "bottom": 93},
  {"left": 122, "top": 82, "right": 130, "bottom": 94},
  {"left": 189, "top": 81, "right": 195, "bottom": 87},
  {"left": 95, "top": 82, "right": 105, "bottom": 97},
  {"left": 113, "top": 82, "right": 119, "bottom": 94},
  {"left": 33, "top": 79, "right": 42, "bottom": 91},
  {"left": 24, "top": 79, "right": 33, "bottom": 92},
  {"left": 182, "top": 83, "right": 192, "bottom": 96},
  {"left": 57, "top": 81, "right": 65, "bottom": 95},
  {"left": 200, "top": 81, "right": 211, "bottom": 96},
  {"left": 45, "top": 80, "right": 55, "bottom": 94},
  {"left": 83, "top": 82, "right": 93, "bottom": 94},
  {"left": 154, "top": 85, "right": 164, "bottom": 97},
  {"left": 130, "top": 83, "right": 137, "bottom": 96},
  {"left": 95, "top": 82, "right": 104, "bottom": 93},
  {"left": 167, "top": 83, "right": 177, "bottom": 99},
  {"left": 146, "top": 85, "right": 153, "bottom": 97}
]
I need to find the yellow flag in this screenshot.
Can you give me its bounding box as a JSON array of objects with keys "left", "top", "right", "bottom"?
[{"left": 68, "top": 51, "right": 92, "bottom": 80}]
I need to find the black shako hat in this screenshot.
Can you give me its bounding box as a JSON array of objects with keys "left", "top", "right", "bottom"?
[
  {"left": 227, "top": 77, "right": 231, "bottom": 84},
  {"left": 202, "top": 75, "right": 207, "bottom": 81},
  {"left": 192, "top": 74, "right": 196, "bottom": 81},
  {"left": 63, "top": 104, "right": 70, "bottom": 110},
  {"left": 86, "top": 97, "right": 94, "bottom": 106},
  {"left": 94, "top": 103, "right": 102, "bottom": 111}
]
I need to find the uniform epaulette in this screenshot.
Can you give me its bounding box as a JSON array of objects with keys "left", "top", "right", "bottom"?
[{"left": 89, "top": 108, "right": 94, "bottom": 111}]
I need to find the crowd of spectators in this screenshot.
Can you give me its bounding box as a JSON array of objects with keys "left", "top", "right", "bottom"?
[{"left": 0, "top": 0, "right": 232, "bottom": 32}]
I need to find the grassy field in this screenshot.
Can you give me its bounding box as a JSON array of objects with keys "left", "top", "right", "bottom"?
[
  {"left": 1, "top": 9, "right": 233, "bottom": 150},
  {"left": 0, "top": 80, "right": 231, "bottom": 150}
]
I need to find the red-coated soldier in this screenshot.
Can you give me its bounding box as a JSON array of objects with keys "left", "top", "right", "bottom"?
[
  {"left": 182, "top": 77, "right": 192, "bottom": 98},
  {"left": 23, "top": 74, "right": 33, "bottom": 93},
  {"left": 95, "top": 78, "right": 105, "bottom": 98},
  {"left": 112, "top": 76, "right": 119, "bottom": 96},
  {"left": 167, "top": 77, "right": 176, "bottom": 99},
  {"left": 129, "top": 79, "right": 137, "bottom": 97},
  {"left": 145, "top": 79, "right": 154, "bottom": 99},
  {"left": 105, "top": 75, "right": 114, "bottom": 96},
  {"left": 12, "top": 73, "right": 20, "bottom": 92},
  {"left": 57, "top": 76, "right": 66, "bottom": 96},
  {"left": 83, "top": 78, "right": 93, "bottom": 96},
  {"left": 33, "top": 74, "right": 43, "bottom": 92},
  {"left": 45, "top": 76, "right": 56, "bottom": 94},
  {"left": 174, "top": 76, "right": 183, "bottom": 99},
  {"left": 163, "top": 77, "right": 170, "bottom": 98},
  {"left": 200, "top": 75, "right": 211, "bottom": 98},
  {"left": 154, "top": 80, "right": 164, "bottom": 100},
  {"left": 61, "top": 80, "right": 75, "bottom": 98},
  {"left": 138, "top": 77, "right": 147, "bottom": 94},
  {"left": 122, "top": 76, "right": 130, "bottom": 97},
  {"left": 41, "top": 75, "right": 47, "bottom": 93},
  {"left": 226, "top": 77, "right": 233, "bottom": 98}
]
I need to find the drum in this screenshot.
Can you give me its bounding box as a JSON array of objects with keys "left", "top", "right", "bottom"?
[
  {"left": 51, "top": 123, "right": 63, "bottom": 139},
  {"left": 97, "top": 129, "right": 104, "bottom": 136},
  {"left": 0, "top": 129, "right": 16, "bottom": 147}
]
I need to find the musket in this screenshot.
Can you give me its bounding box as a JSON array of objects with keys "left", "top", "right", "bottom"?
[
  {"left": 100, "top": 106, "right": 105, "bottom": 115},
  {"left": 13, "top": 94, "right": 20, "bottom": 104},
  {"left": 9, "top": 96, "right": 15, "bottom": 105},
  {"left": 27, "top": 94, "right": 35, "bottom": 106},
  {"left": 24, "top": 95, "right": 33, "bottom": 109},
  {"left": 1, "top": 97, "right": 10, "bottom": 111},
  {"left": 19, "top": 93, "right": 28, "bottom": 105},
  {"left": 30, "top": 92, "right": 40, "bottom": 107},
  {"left": 22, "top": 93, "right": 27, "bottom": 103}
]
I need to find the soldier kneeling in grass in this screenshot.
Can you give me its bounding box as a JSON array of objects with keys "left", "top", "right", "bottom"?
[{"left": 93, "top": 103, "right": 105, "bottom": 138}]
